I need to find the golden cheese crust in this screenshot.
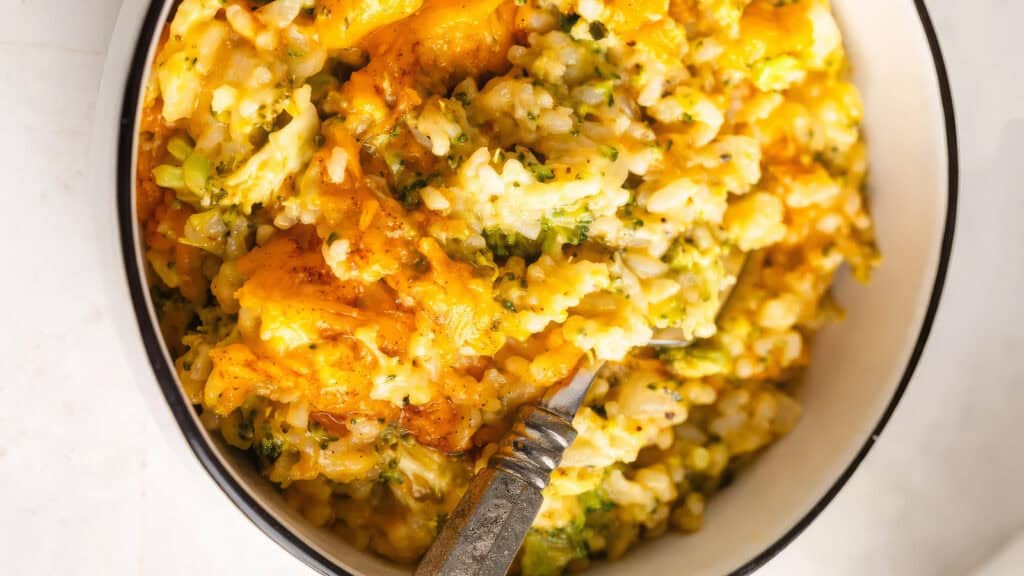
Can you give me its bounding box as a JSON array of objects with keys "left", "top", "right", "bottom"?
[{"left": 138, "top": 0, "right": 877, "bottom": 571}]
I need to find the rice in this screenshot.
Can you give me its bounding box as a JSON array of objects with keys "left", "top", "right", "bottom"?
[{"left": 137, "top": 0, "right": 879, "bottom": 573}]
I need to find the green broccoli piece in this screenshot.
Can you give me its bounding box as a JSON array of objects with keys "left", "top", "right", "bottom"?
[
  {"left": 235, "top": 415, "right": 255, "bottom": 445},
  {"left": 559, "top": 13, "right": 582, "bottom": 33},
  {"left": 578, "top": 490, "right": 613, "bottom": 514},
  {"left": 517, "top": 492, "right": 614, "bottom": 575},
  {"left": 530, "top": 164, "right": 556, "bottom": 182},
  {"left": 256, "top": 432, "right": 283, "bottom": 462},
  {"left": 482, "top": 206, "right": 593, "bottom": 265},
  {"left": 578, "top": 490, "right": 614, "bottom": 535},
  {"left": 306, "top": 67, "right": 340, "bottom": 103},
  {"left": 482, "top": 228, "right": 542, "bottom": 263},
  {"left": 662, "top": 236, "right": 717, "bottom": 273},
  {"left": 659, "top": 343, "right": 731, "bottom": 379},
  {"left": 652, "top": 236, "right": 728, "bottom": 327},
  {"left": 195, "top": 305, "right": 237, "bottom": 343},
  {"left": 378, "top": 459, "right": 405, "bottom": 485},
  {"left": 540, "top": 207, "right": 592, "bottom": 254},
  {"left": 520, "top": 523, "right": 588, "bottom": 576},
  {"left": 307, "top": 420, "right": 339, "bottom": 449},
  {"left": 395, "top": 173, "right": 438, "bottom": 210}
]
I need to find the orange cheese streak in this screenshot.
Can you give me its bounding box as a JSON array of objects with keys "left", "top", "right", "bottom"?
[
  {"left": 144, "top": 0, "right": 576, "bottom": 456},
  {"left": 315, "top": 0, "right": 425, "bottom": 50},
  {"left": 603, "top": 0, "right": 670, "bottom": 34},
  {"left": 333, "top": 0, "right": 517, "bottom": 136},
  {"left": 235, "top": 228, "right": 414, "bottom": 354},
  {"left": 208, "top": 228, "right": 503, "bottom": 452},
  {"left": 737, "top": 0, "right": 814, "bottom": 60}
]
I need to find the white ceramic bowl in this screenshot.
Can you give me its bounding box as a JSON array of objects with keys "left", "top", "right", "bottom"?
[{"left": 93, "top": 1, "right": 957, "bottom": 574}]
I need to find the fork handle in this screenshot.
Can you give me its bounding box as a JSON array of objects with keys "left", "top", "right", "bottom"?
[{"left": 414, "top": 405, "right": 577, "bottom": 576}]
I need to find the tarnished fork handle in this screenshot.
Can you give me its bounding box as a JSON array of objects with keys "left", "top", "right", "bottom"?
[
  {"left": 415, "top": 345, "right": 687, "bottom": 575},
  {"left": 412, "top": 364, "right": 598, "bottom": 576},
  {"left": 415, "top": 254, "right": 746, "bottom": 576}
]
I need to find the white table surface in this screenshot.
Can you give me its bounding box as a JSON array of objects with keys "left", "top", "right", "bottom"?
[{"left": 1, "top": 1, "right": 1021, "bottom": 574}]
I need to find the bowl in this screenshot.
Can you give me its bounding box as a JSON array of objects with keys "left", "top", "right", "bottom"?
[{"left": 93, "top": 0, "right": 957, "bottom": 574}]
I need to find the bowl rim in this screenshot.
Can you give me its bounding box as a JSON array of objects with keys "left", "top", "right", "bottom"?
[{"left": 115, "top": 2, "right": 959, "bottom": 574}]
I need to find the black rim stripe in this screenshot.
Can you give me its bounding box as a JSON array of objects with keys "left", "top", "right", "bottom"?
[
  {"left": 116, "top": 1, "right": 343, "bottom": 574},
  {"left": 116, "top": 1, "right": 958, "bottom": 574}
]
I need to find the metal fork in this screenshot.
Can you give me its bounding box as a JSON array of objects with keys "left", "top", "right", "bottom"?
[
  {"left": 415, "top": 253, "right": 746, "bottom": 576},
  {"left": 413, "top": 335, "right": 693, "bottom": 576}
]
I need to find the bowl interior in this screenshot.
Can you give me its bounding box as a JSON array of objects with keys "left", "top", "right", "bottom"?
[
  {"left": 590, "top": 1, "right": 953, "bottom": 573},
  {"left": 122, "top": 0, "right": 954, "bottom": 574}
]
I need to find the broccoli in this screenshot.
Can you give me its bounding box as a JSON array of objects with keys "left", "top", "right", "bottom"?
[
  {"left": 513, "top": 148, "right": 555, "bottom": 183},
  {"left": 659, "top": 343, "right": 731, "bottom": 379},
  {"left": 579, "top": 489, "right": 615, "bottom": 536},
  {"left": 559, "top": 12, "right": 581, "bottom": 33},
  {"left": 518, "top": 491, "right": 614, "bottom": 576},
  {"left": 307, "top": 419, "right": 339, "bottom": 449},
  {"left": 482, "top": 228, "right": 542, "bottom": 263},
  {"left": 378, "top": 459, "right": 405, "bottom": 481},
  {"left": 661, "top": 236, "right": 719, "bottom": 273},
  {"left": 578, "top": 490, "right": 613, "bottom": 514},
  {"left": 195, "top": 305, "right": 237, "bottom": 343},
  {"left": 520, "top": 523, "right": 588, "bottom": 576},
  {"left": 540, "top": 207, "right": 592, "bottom": 254},
  {"left": 230, "top": 405, "right": 254, "bottom": 444},
  {"left": 482, "top": 207, "right": 593, "bottom": 264},
  {"left": 256, "top": 432, "right": 283, "bottom": 462},
  {"left": 653, "top": 236, "right": 729, "bottom": 323},
  {"left": 305, "top": 67, "right": 339, "bottom": 103},
  {"left": 530, "top": 163, "right": 556, "bottom": 182},
  {"left": 375, "top": 423, "right": 401, "bottom": 450},
  {"left": 395, "top": 173, "right": 438, "bottom": 210}
]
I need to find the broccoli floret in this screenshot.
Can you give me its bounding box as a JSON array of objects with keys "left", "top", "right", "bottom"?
[
  {"left": 520, "top": 523, "right": 588, "bottom": 576},
  {"left": 482, "top": 207, "right": 593, "bottom": 264},
  {"left": 659, "top": 343, "right": 731, "bottom": 379},
  {"left": 194, "top": 305, "right": 237, "bottom": 343},
  {"left": 651, "top": 236, "right": 731, "bottom": 331},
  {"left": 436, "top": 237, "right": 501, "bottom": 279},
  {"left": 540, "top": 207, "right": 592, "bottom": 254},
  {"left": 482, "top": 228, "right": 542, "bottom": 263},
  {"left": 580, "top": 489, "right": 617, "bottom": 535},
  {"left": 378, "top": 463, "right": 405, "bottom": 485},
  {"left": 256, "top": 432, "right": 283, "bottom": 462},
  {"left": 307, "top": 419, "right": 339, "bottom": 449},
  {"left": 517, "top": 492, "right": 614, "bottom": 575},
  {"left": 578, "top": 490, "right": 613, "bottom": 514},
  {"left": 559, "top": 12, "right": 581, "bottom": 33},
  {"left": 661, "top": 236, "right": 720, "bottom": 273},
  {"left": 237, "top": 409, "right": 256, "bottom": 443},
  {"left": 530, "top": 163, "right": 556, "bottom": 182},
  {"left": 395, "top": 173, "right": 438, "bottom": 210},
  {"left": 305, "top": 67, "right": 339, "bottom": 103}
]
